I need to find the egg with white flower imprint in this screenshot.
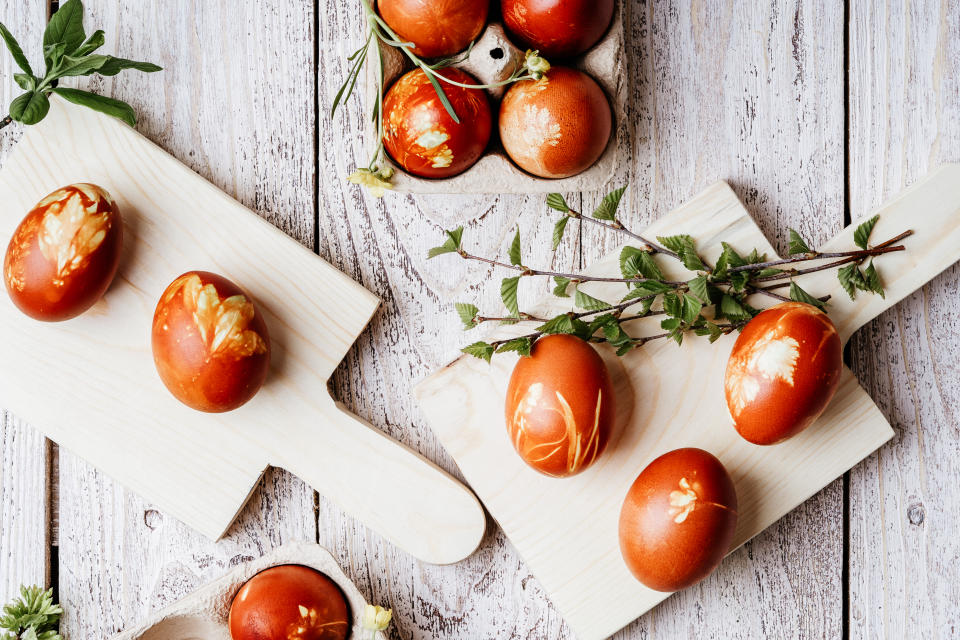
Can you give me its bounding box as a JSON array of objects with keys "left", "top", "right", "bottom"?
[
  {"left": 3, "top": 183, "right": 122, "bottom": 321},
  {"left": 724, "top": 301, "right": 842, "bottom": 445},
  {"left": 618, "top": 448, "right": 739, "bottom": 592},
  {"left": 151, "top": 271, "right": 270, "bottom": 413}
]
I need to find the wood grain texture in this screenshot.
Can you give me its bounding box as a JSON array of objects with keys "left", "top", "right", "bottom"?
[
  {"left": 0, "top": 0, "right": 52, "bottom": 606},
  {"left": 54, "top": 2, "right": 319, "bottom": 637},
  {"left": 847, "top": 1, "right": 960, "bottom": 638}
]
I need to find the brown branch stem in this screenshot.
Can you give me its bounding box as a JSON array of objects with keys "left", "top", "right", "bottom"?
[{"left": 0, "top": 115, "right": 12, "bottom": 130}]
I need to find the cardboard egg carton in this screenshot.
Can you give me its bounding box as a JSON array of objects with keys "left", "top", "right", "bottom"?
[
  {"left": 363, "top": 4, "right": 627, "bottom": 193},
  {"left": 111, "top": 543, "right": 387, "bottom": 640}
]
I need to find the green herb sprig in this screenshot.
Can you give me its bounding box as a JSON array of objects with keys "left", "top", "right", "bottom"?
[
  {"left": 430, "top": 187, "right": 911, "bottom": 361},
  {"left": 0, "top": 586, "right": 62, "bottom": 640},
  {"left": 0, "top": 0, "right": 161, "bottom": 129},
  {"left": 337, "top": 0, "right": 550, "bottom": 195}
]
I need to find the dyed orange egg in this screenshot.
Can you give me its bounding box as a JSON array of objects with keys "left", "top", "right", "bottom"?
[
  {"left": 378, "top": 0, "right": 489, "bottom": 58},
  {"left": 501, "top": 0, "right": 614, "bottom": 58},
  {"left": 724, "top": 302, "right": 842, "bottom": 445},
  {"left": 228, "top": 564, "right": 350, "bottom": 640},
  {"left": 382, "top": 68, "right": 492, "bottom": 178},
  {"left": 499, "top": 67, "right": 611, "bottom": 178},
  {"left": 3, "top": 183, "right": 122, "bottom": 321},
  {"left": 504, "top": 334, "right": 615, "bottom": 477},
  {"left": 152, "top": 271, "right": 270, "bottom": 413},
  {"left": 618, "top": 448, "right": 738, "bottom": 592}
]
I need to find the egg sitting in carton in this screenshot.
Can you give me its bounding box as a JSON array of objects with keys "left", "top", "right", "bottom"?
[{"left": 357, "top": 0, "right": 628, "bottom": 194}]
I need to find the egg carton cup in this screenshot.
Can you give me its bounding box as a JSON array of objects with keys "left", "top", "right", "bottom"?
[
  {"left": 111, "top": 542, "right": 387, "bottom": 640},
  {"left": 363, "top": 3, "right": 627, "bottom": 194}
]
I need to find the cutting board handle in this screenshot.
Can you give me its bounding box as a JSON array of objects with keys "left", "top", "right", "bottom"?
[
  {"left": 271, "top": 400, "right": 487, "bottom": 565},
  {"left": 798, "top": 164, "right": 960, "bottom": 343}
]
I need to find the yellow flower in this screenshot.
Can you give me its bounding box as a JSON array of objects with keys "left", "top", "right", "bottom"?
[
  {"left": 362, "top": 604, "right": 393, "bottom": 631},
  {"left": 524, "top": 50, "right": 551, "bottom": 78},
  {"left": 348, "top": 167, "right": 393, "bottom": 197}
]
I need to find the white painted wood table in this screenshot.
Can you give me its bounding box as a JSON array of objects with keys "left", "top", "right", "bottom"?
[{"left": 0, "top": 1, "right": 957, "bottom": 638}]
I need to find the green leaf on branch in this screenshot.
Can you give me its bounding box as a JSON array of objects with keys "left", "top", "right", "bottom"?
[
  {"left": 454, "top": 302, "right": 479, "bottom": 329},
  {"left": 862, "top": 260, "right": 885, "bottom": 298},
  {"left": 10, "top": 91, "right": 50, "bottom": 125},
  {"left": 50, "top": 87, "right": 136, "bottom": 126},
  {"left": 719, "top": 294, "right": 750, "bottom": 321},
  {"left": 854, "top": 214, "right": 879, "bottom": 250},
  {"left": 837, "top": 263, "right": 866, "bottom": 300},
  {"left": 462, "top": 341, "right": 494, "bottom": 362},
  {"left": 657, "top": 234, "right": 705, "bottom": 271},
  {"left": 591, "top": 186, "right": 626, "bottom": 221},
  {"left": 620, "top": 246, "right": 663, "bottom": 281},
  {"left": 788, "top": 228, "right": 812, "bottom": 254},
  {"left": 552, "top": 216, "right": 568, "bottom": 250},
  {"left": 681, "top": 294, "right": 702, "bottom": 324},
  {"left": 508, "top": 227, "right": 522, "bottom": 266},
  {"left": 537, "top": 314, "right": 591, "bottom": 339},
  {"left": 43, "top": 0, "right": 86, "bottom": 55},
  {"left": 789, "top": 281, "right": 826, "bottom": 310},
  {"left": 574, "top": 287, "right": 611, "bottom": 311},
  {"left": 425, "top": 70, "right": 459, "bottom": 123},
  {"left": 0, "top": 22, "right": 33, "bottom": 75},
  {"left": 687, "top": 275, "right": 710, "bottom": 303},
  {"left": 546, "top": 193, "right": 569, "bottom": 212},
  {"left": 96, "top": 55, "right": 162, "bottom": 76},
  {"left": 501, "top": 276, "right": 520, "bottom": 317},
  {"left": 552, "top": 276, "right": 571, "bottom": 298},
  {"left": 427, "top": 226, "right": 463, "bottom": 258},
  {"left": 694, "top": 321, "right": 725, "bottom": 343},
  {"left": 662, "top": 292, "right": 682, "bottom": 319},
  {"left": 496, "top": 337, "right": 533, "bottom": 356}
]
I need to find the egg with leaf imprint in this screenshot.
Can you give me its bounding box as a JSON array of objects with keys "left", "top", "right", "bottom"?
[
  {"left": 152, "top": 271, "right": 270, "bottom": 413},
  {"left": 229, "top": 564, "right": 350, "bottom": 640},
  {"left": 618, "top": 447, "right": 738, "bottom": 592},
  {"left": 378, "top": 0, "right": 489, "bottom": 58},
  {"left": 504, "top": 334, "right": 615, "bottom": 477},
  {"left": 724, "top": 301, "right": 842, "bottom": 445},
  {"left": 382, "top": 67, "right": 492, "bottom": 178},
  {"left": 4, "top": 183, "right": 122, "bottom": 321},
  {"left": 499, "top": 67, "right": 611, "bottom": 179}
]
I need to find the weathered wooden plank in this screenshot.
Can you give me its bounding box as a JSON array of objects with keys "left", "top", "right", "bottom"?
[
  {"left": 0, "top": 0, "right": 52, "bottom": 605},
  {"left": 847, "top": 1, "right": 960, "bottom": 638},
  {"left": 598, "top": 1, "right": 846, "bottom": 637},
  {"left": 54, "top": 1, "right": 318, "bottom": 637}
]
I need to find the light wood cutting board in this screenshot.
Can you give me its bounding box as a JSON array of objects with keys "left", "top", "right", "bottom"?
[
  {"left": 0, "top": 98, "right": 485, "bottom": 565},
  {"left": 415, "top": 164, "right": 960, "bottom": 638}
]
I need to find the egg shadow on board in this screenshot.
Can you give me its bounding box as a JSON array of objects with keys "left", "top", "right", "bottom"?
[
  {"left": 594, "top": 343, "right": 636, "bottom": 456},
  {"left": 247, "top": 294, "right": 289, "bottom": 388},
  {"left": 111, "top": 198, "right": 141, "bottom": 296},
  {"left": 722, "top": 452, "right": 764, "bottom": 544}
]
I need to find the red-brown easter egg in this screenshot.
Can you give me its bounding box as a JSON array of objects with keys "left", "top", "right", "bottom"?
[
  {"left": 724, "top": 301, "right": 842, "bottom": 445},
  {"left": 504, "top": 334, "right": 615, "bottom": 477},
  {"left": 499, "top": 67, "right": 611, "bottom": 178},
  {"left": 228, "top": 564, "right": 350, "bottom": 640},
  {"left": 382, "top": 68, "right": 492, "bottom": 178},
  {"left": 378, "top": 0, "right": 489, "bottom": 58},
  {"left": 501, "top": 0, "right": 614, "bottom": 58},
  {"left": 618, "top": 447, "right": 738, "bottom": 592},
  {"left": 3, "top": 183, "right": 122, "bottom": 321},
  {"left": 152, "top": 271, "right": 270, "bottom": 413}
]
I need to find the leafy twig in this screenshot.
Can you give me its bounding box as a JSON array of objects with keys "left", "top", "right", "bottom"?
[
  {"left": 0, "top": 585, "right": 62, "bottom": 640},
  {"left": 0, "top": 0, "right": 161, "bottom": 129}
]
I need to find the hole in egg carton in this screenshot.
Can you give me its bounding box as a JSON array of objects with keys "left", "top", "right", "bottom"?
[{"left": 363, "top": 5, "right": 628, "bottom": 194}]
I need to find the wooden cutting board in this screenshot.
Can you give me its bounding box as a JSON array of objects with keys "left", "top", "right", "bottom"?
[
  {"left": 415, "top": 164, "right": 960, "bottom": 638},
  {"left": 0, "top": 98, "right": 486, "bottom": 566}
]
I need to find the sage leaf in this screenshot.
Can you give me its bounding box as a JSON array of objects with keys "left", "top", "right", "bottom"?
[
  {"left": 552, "top": 275, "right": 571, "bottom": 298},
  {"left": 44, "top": 0, "right": 86, "bottom": 55},
  {"left": 14, "top": 73, "right": 36, "bottom": 91},
  {"left": 501, "top": 276, "right": 520, "bottom": 317},
  {"left": 854, "top": 214, "right": 879, "bottom": 250},
  {"left": 462, "top": 341, "right": 494, "bottom": 362},
  {"left": 592, "top": 186, "right": 626, "bottom": 221},
  {"left": 50, "top": 87, "right": 135, "bottom": 126},
  {"left": 9, "top": 91, "right": 50, "bottom": 125},
  {"left": 73, "top": 29, "right": 104, "bottom": 56},
  {"left": 788, "top": 228, "right": 812, "bottom": 254},
  {"left": 508, "top": 227, "right": 522, "bottom": 266},
  {"left": 43, "top": 42, "right": 66, "bottom": 70},
  {"left": 789, "top": 281, "right": 826, "bottom": 310},
  {"left": 574, "top": 287, "right": 610, "bottom": 311},
  {"left": 0, "top": 22, "right": 33, "bottom": 75},
  {"left": 546, "top": 193, "right": 569, "bottom": 212},
  {"left": 54, "top": 53, "right": 110, "bottom": 77},
  {"left": 551, "top": 216, "right": 568, "bottom": 250},
  {"left": 454, "top": 302, "right": 478, "bottom": 329},
  {"left": 97, "top": 56, "right": 163, "bottom": 76}
]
